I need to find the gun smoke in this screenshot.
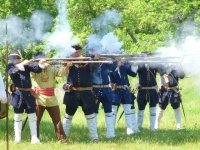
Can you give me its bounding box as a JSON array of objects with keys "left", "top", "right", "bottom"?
[
  {"left": 86, "top": 9, "right": 123, "bottom": 54},
  {"left": 0, "top": 0, "right": 78, "bottom": 58},
  {"left": 0, "top": 10, "right": 53, "bottom": 50},
  {"left": 157, "top": 36, "right": 200, "bottom": 76},
  {"left": 44, "top": 0, "right": 79, "bottom": 57}
]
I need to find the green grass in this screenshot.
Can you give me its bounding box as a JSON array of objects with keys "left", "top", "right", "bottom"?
[{"left": 0, "top": 77, "right": 200, "bottom": 150}]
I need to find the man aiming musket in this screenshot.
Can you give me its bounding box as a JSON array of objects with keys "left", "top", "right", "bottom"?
[
  {"left": 62, "top": 45, "right": 100, "bottom": 141},
  {"left": 8, "top": 50, "right": 46, "bottom": 144},
  {"left": 31, "top": 52, "right": 70, "bottom": 144},
  {"left": 155, "top": 64, "right": 185, "bottom": 130}
]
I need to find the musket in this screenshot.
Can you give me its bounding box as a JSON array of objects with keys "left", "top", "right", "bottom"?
[
  {"left": 50, "top": 60, "right": 113, "bottom": 65},
  {"left": 5, "top": 23, "right": 9, "bottom": 150},
  {"left": 124, "top": 60, "right": 181, "bottom": 64},
  {"left": 30, "top": 57, "right": 91, "bottom": 62},
  {"left": 98, "top": 54, "right": 144, "bottom": 57}
]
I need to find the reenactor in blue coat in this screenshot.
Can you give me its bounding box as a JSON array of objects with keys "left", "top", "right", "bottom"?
[
  {"left": 62, "top": 46, "right": 99, "bottom": 140},
  {"left": 110, "top": 61, "right": 138, "bottom": 135},
  {"left": 8, "top": 50, "right": 46, "bottom": 144},
  {"left": 135, "top": 62, "right": 161, "bottom": 131},
  {"left": 155, "top": 64, "right": 185, "bottom": 130},
  {"left": 91, "top": 62, "right": 117, "bottom": 138}
]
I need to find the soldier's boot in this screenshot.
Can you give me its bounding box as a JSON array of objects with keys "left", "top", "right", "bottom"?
[
  {"left": 105, "top": 112, "right": 116, "bottom": 138},
  {"left": 28, "top": 113, "right": 41, "bottom": 144},
  {"left": 137, "top": 110, "right": 144, "bottom": 128},
  {"left": 174, "top": 107, "right": 182, "bottom": 130},
  {"left": 150, "top": 107, "right": 156, "bottom": 131},
  {"left": 131, "top": 109, "right": 140, "bottom": 133},
  {"left": 62, "top": 114, "right": 73, "bottom": 137},
  {"left": 123, "top": 104, "right": 134, "bottom": 135},
  {"left": 86, "top": 113, "right": 98, "bottom": 140},
  {"left": 155, "top": 107, "right": 164, "bottom": 130},
  {"left": 14, "top": 113, "right": 22, "bottom": 143},
  {"left": 112, "top": 105, "right": 118, "bottom": 126}
]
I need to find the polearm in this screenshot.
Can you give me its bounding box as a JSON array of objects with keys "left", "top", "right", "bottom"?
[{"left": 5, "top": 23, "right": 9, "bottom": 150}]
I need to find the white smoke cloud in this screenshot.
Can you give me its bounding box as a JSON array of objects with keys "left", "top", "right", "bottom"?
[
  {"left": 30, "top": 10, "right": 53, "bottom": 41},
  {"left": 156, "top": 35, "right": 200, "bottom": 76},
  {"left": 100, "top": 32, "right": 123, "bottom": 54},
  {"left": 0, "top": 10, "right": 53, "bottom": 50},
  {"left": 91, "top": 9, "right": 122, "bottom": 36},
  {"left": 86, "top": 9, "right": 123, "bottom": 54},
  {"left": 44, "top": 0, "right": 79, "bottom": 57}
]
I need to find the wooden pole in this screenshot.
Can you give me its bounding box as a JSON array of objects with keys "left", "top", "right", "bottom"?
[{"left": 5, "top": 23, "right": 9, "bottom": 150}]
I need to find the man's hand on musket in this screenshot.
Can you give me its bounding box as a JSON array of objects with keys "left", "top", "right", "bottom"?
[
  {"left": 16, "top": 60, "right": 30, "bottom": 71},
  {"left": 117, "top": 60, "right": 125, "bottom": 66},
  {"left": 21, "top": 60, "right": 31, "bottom": 66},
  {"left": 132, "top": 61, "right": 139, "bottom": 66},
  {"left": 66, "top": 62, "right": 73, "bottom": 67},
  {"left": 39, "top": 59, "right": 48, "bottom": 69},
  {"left": 93, "top": 54, "right": 101, "bottom": 61}
]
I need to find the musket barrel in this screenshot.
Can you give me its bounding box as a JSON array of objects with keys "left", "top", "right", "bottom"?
[
  {"left": 51, "top": 60, "right": 113, "bottom": 65},
  {"left": 126, "top": 60, "right": 181, "bottom": 63},
  {"left": 30, "top": 57, "right": 91, "bottom": 62},
  {"left": 99, "top": 54, "right": 143, "bottom": 57}
]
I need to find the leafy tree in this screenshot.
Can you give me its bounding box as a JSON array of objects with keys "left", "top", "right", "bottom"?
[{"left": 0, "top": 0, "right": 200, "bottom": 75}]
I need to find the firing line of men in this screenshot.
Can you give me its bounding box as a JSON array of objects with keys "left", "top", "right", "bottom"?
[{"left": 0, "top": 46, "right": 185, "bottom": 144}]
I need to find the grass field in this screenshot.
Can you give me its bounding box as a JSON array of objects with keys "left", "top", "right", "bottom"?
[{"left": 0, "top": 77, "right": 200, "bottom": 150}]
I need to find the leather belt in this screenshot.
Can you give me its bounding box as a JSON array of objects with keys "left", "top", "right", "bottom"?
[
  {"left": 16, "top": 87, "right": 34, "bottom": 92},
  {"left": 93, "top": 85, "right": 110, "bottom": 88},
  {"left": 141, "top": 85, "right": 158, "bottom": 90},
  {"left": 71, "top": 87, "right": 92, "bottom": 91},
  {"left": 167, "top": 86, "right": 179, "bottom": 93},
  {"left": 116, "top": 85, "right": 129, "bottom": 89}
]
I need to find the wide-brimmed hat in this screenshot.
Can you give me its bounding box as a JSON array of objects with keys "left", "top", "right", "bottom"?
[{"left": 8, "top": 50, "right": 22, "bottom": 60}]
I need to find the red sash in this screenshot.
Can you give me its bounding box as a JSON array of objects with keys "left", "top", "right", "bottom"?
[{"left": 37, "top": 88, "right": 55, "bottom": 96}]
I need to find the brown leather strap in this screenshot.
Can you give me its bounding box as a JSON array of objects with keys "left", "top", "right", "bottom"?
[
  {"left": 141, "top": 86, "right": 158, "bottom": 90},
  {"left": 92, "top": 85, "right": 110, "bottom": 88},
  {"left": 16, "top": 87, "right": 34, "bottom": 92},
  {"left": 116, "top": 85, "right": 129, "bottom": 89},
  {"left": 71, "top": 87, "right": 92, "bottom": 91},
  {"left": 167, "top": 86, "right": 179, "bottom": 93}
]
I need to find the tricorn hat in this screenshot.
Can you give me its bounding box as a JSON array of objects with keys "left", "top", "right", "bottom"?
[
  {"left": 8, "top": 50, "right": 22, "bottom": 60},
  {"left": 72, "top": 45, "right": 82, "bottom": 51},
  {"left": 33, "top": 52, "right": 45, "bottom": 59}
]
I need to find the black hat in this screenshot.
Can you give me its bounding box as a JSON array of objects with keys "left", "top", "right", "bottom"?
[
  {"left": 8, "top": 50, "right": 22, "bottom": 60},
  {"left": 33, "top": 52, "right": 45, "bottom": 59},
  {"left": 72, "top": 45, "right": 82, "bottom": 51}
]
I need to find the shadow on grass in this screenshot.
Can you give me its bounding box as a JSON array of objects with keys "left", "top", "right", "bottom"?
[
  {"left": 36, "top": 120, "right": 200, "bottom": 146},
  {"left": 1, "top": 118, "right": 200, "bottom": 146}
]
